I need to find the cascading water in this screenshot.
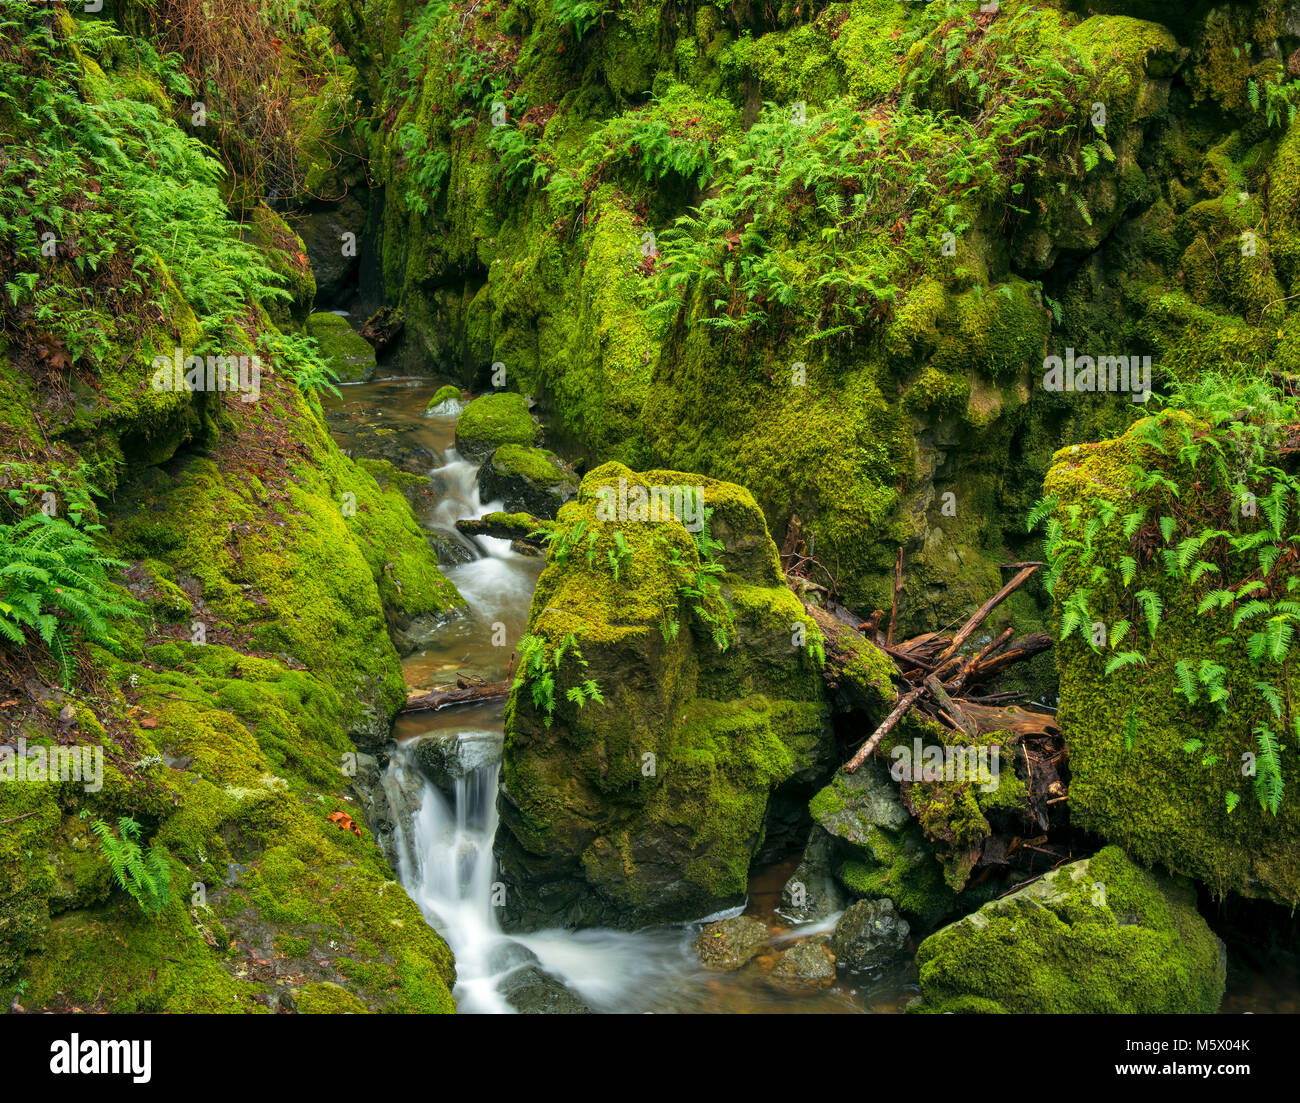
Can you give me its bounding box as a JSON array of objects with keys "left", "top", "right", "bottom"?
[{"left": 325, "top": 378, "right": 914, "bottom": 1014}]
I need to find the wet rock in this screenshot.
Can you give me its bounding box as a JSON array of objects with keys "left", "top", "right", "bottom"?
[
  {"left": 810, "top": 761, "right": 960, "bottom": 928},
  {"left": 299, "top": 194, "right": 366, "bottom": 308},
  {"left": 306, "top": 311, "right": 376, "bottom": 384},
  {"left": 425, "top": 384, "right": 465, "bottom": 416},
  {"left": 767, "top": 938, "right": 836, "bottom": 992},
  {"left": 694, "top": 916, "right": 769, "bottom": 971},
  {"left": 496, "top": 947, "right": 592, "bottom": 1014},
  {"left": 413, "top": 731, "right": 504, "bottom": 798},
  {"left": 779, "top": 826, "right": 850, "bottom": 923},
  {"left": 389, "top": 610, "right": 460, "bottom": 656},
  {"left": 495, "top": 463, "right": 833, "bottom": 931},
  {"left": 349, "top": 750, "right": 421, "bottom": 872},
  {"left": 427, "top": 531, "right": 475, "bottom": 566},
  {"left": 454, "top": 393, "right": 540, "bottom": 462},
  {"left": 477, "top": 444, "right": 579, "bottom": 518},
  {"left": 914, "top": 846, "right": 1227, "bottom": 1014},
  {"left": 828, "top": 898, "right": 910, "bottom": 972}
]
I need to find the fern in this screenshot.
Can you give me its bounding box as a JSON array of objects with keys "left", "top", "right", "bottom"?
[
  {"left": 1254, "top": 723, "right": 1285, "bottom": 815},
  {"left": 91, "top": 816, "right": 171, "bottom": 917}
]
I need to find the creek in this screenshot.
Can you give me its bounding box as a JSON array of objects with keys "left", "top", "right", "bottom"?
[{"left": 323, "top": 376, "right": 1295, "bottom": 1015}]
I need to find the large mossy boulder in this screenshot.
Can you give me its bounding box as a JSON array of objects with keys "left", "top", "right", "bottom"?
[
  {"left": 913, "top": 846, "right": 1226, "bottom": 1014},
  {"left": 1046, "top": 422, "right": 1300, "bottom": 908},
  {"left": 306, "top": 311, "right": 376, "bottom": 383},
  {"left": 477, "top": 444, "right": 579, "bottom": 518},
  {"left": 494, "top": 462, "right": 834, "bottom": 929},
  {"left": 454, "top": 392, "right": 540, "bottom": 462}
]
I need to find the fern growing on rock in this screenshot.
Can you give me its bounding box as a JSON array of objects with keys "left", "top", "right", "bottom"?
[
  {"left": 90, "top": 815, "right": 172, "bottom": 918},
  {"left": 0, "top": 512, "right": 140, "bottom": 687}
]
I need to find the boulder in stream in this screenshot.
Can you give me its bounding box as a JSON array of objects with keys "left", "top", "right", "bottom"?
[
  {"left": 767, "top": 938, "right": 836, "bottom": 993},
  {"left": 494, "top": 463, "right": 834, "bottom": 929},
  {"left": 413, "top": 730, "right": 503, "bottom": 798},
  {"left": 477, "top": 444, "right": 579, "bottom": 518},
  {"left": 779, "top": 826, "right": 850, "bottom": 923},
  {"left": 306, "top": 311, "right": 376, "bottom": 384},
  {"left": 829, "top": 897, "right": 910, "bottom": 972},
  {"left": 453, "top": 392, "right": 540, "bottom": 462},
  {"left": 493, "top": 943, "right": 592, "bottom": 1014},
  {"left": 694, "top": 916, "right": 770, "bottom": 971}
]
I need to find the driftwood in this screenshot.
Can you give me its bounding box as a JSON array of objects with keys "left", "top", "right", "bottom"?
[
  {"left": 401, "top": 680, "right": 510, "bottom": 714},
  {"left": 455, "top": 516, "right": 547, "bottom": 547},
  {"left": 964, "top": 632, "right": 1053, "bottom": 682}
]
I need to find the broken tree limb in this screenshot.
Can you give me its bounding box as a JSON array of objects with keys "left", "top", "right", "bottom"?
[
  {"left": 945, "top": 627, "right": 1015, "bottom": 694},
  {"left": 455, "top": 515, "right": 548, "bottom": 547},
  {"left": 844, "top": 683, "right": 927, "bottom": 773},
  {"left": 954, "top": 700, "right": 1059, "bottom": 738},
  {"left": 924, "top": 674, "right": 977, "bottom": 737},
  {"left": 964, "top": 632, "right": 1054, "bottom": 681},
  {"left": 806, "top": 604, "right": 898, "bottom": 714},
  {"left": 401, "top": 680, "right": 510, "bottom": 714},
  {"left": 931, "top": 564, "right": 1040, "bottom": 674}
]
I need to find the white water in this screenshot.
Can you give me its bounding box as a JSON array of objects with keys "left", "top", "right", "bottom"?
[
  {"left": 359, "top": 398, "right": 890, "bottom": 1014},
  {"left": 390, "top": 443, "right": 717, "bottom": 1013}
]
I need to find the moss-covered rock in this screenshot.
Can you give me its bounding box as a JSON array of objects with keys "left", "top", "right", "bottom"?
[
  {"left": 1045, "top": 419, "right": 1300, "bottom": 907},
  {"left": 306, "top": 312, "right": 376, "bottom": 384},
  {"left": 913, "top": 846, "right": 1226, "bottom": 1014},
  {"left": 425, "top": 384, "right": 465, "bottom": 414},
  {"left": 477, "top": 444, "right": 579, "bottom": 518},
  {"left": 494, "top": 462, "right": 832, "bottom": 929},
  {"left": 454, "top": 392, "right": 540, "bottom": 461},
  {"left": 810, "top": 761, "right": 960, "bottom": 929}
]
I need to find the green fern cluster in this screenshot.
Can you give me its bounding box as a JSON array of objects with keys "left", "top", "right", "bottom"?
[
  {"left": 0, "top": 512, "right": 140, "bottom": 687},
  {"left": 90, "top": 815, "right": 172, "bottom": 917},
  {"left": 1030, "top": 372, "right": 1299, "bottom": 815},
  {"left": 257, "top": 330, "right": 341, "bottom": 409},
  {"left": 0, "top": 6, "right": 289, "bottom": 367},
  {"left": 513, "top": 631, "right": 604, "bottom": 728},
  {"left": 647, "top": 5, "right": 1098, "bottom": 345},
  {"left": 551, "top": 0, "right": 612, "bottom": 41}
]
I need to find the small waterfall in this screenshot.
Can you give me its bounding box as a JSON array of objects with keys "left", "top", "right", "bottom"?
[
  {"left": 396, "top": 740, "right": 514, "bottom": 1014},
  {"left": 338, "top": 381, "right": 899, "bottom": 1014}
]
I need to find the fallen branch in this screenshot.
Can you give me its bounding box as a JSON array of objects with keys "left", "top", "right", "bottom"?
[
  {"left": 401, "top": 680, "right": 510, "bottom": 714},
  {"left": 844, "top": 683, "right": 927, "bottom": 772},
  {"left": 963, "top": 632, "right": 1053, "bottom": 681},
  {"left": 931, "top": 564, "right": 1040, "bottom": 674}
]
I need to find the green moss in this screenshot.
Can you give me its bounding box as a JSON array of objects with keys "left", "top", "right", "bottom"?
[
  {"left": 297, "top": 981, "right": 370, "bottom": 1014},
  {"left": 1045, "top": 418, "right": 1300, "bottom": 906},
  {"left": 914, "top": 846, "right": 1226, "bottom": 1013},
  {"left": 454, "top": 391, "right": 540, "bottom": 458},
  {"left": 497, "top": 463, "right": 831, "bottom": 927},
  {"left": 306, "top": 312, "right": 376, "bottom": 383},
  {"left": 490, "top": 443, "right": 571, "bottom": 485},
  {"left": 426, "top": 384, "right": 463, "bottom": 411}
]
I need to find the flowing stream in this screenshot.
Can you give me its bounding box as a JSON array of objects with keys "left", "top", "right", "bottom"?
[
  {"left": 323, "top": 375, "right": 1292, "bottom": 1014},
  {"left": 324, "top": 376, "right": 915, "bottom": 1013}
]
